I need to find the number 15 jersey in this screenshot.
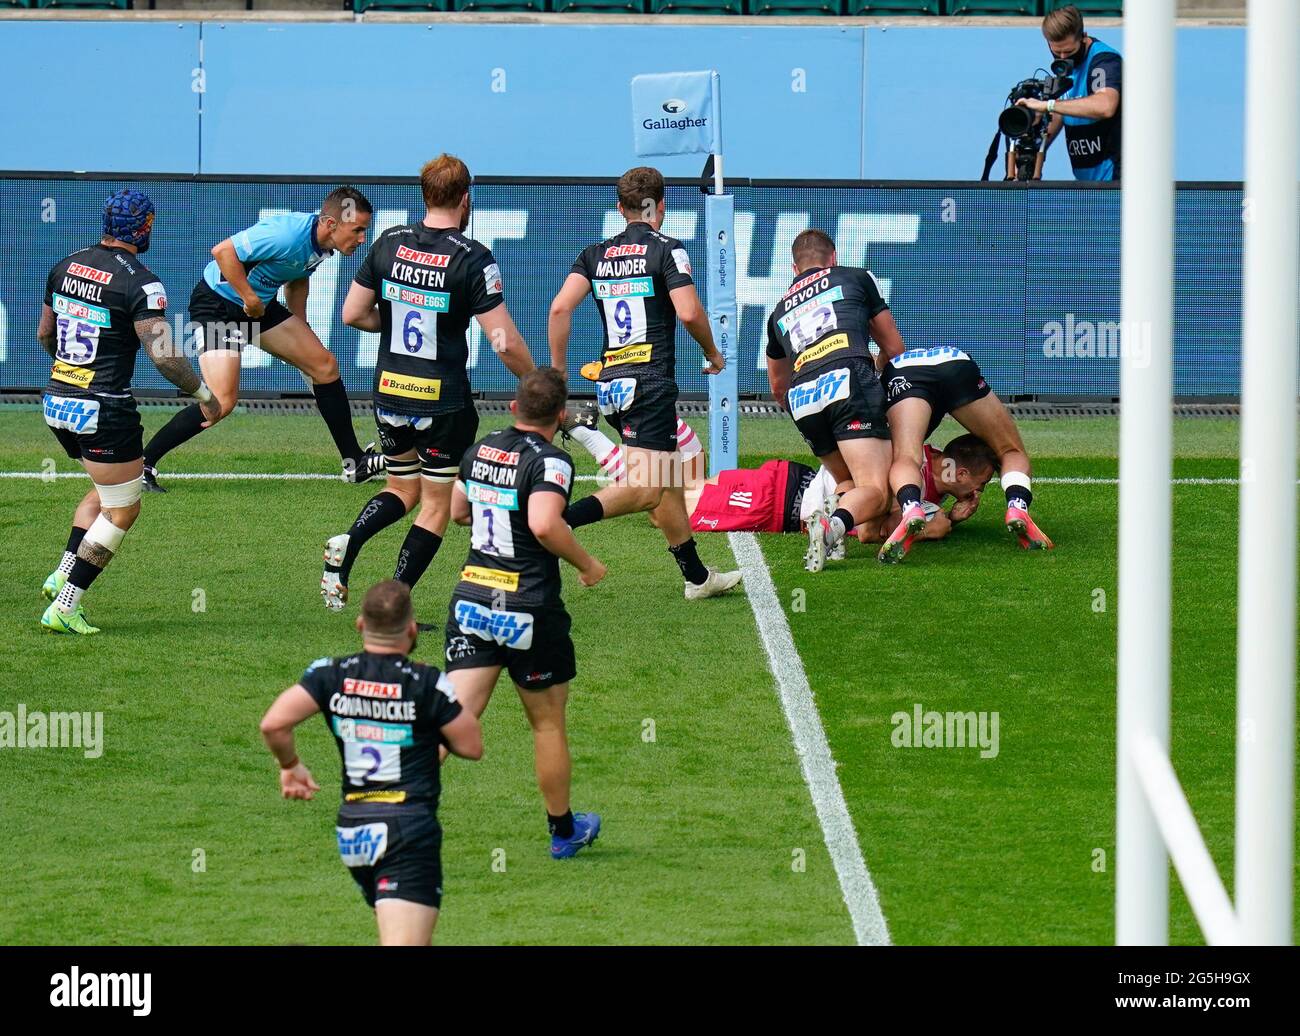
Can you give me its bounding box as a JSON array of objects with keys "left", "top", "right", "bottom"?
[{"left": 354, "top": 224, "right": 504, "bottom": 416}]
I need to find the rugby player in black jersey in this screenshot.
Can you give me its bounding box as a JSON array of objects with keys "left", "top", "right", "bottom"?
[
  {"left": 444, "top": 368, "right": 607, "bottom": 860},
  {"left": 322, "top": 155, "right": 535, "bottom": 610},
  {"left": 36, "top": 190, "right": 218, "bottom": 634},
  {"left": 881, "top": 345, "right": 1054, "bottom": 557},
  {"left": 764, "top": 229, "right": 907, "bottom": 572},
  {"left": 260, "top": 580, "right": 482, "bottom": 946},
  {"left": 547, "top": 166, "right": 740, "bottom": 600}
]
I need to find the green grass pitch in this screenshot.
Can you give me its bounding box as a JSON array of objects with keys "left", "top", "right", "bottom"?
[{"left": 0, "top": 406, "right": 1294, "bottom": 945}]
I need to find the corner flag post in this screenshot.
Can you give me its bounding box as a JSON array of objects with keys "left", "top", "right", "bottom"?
[{"left": 630, "top": 70, "right": 738, "bottom": 477}]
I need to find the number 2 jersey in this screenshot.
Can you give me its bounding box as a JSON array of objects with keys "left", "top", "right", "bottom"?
[
  {"left": 299, "top": 651, "right": 463, "bottom": 816},
  {"left": 43, "top": 244, "right": 168, "bottom": 400},
  {"left": 764, "top": 265, "right": 888, "bottom": 383},
  {"left": 454, "top": 426, "right": 575, "bottom": 610},
  {"left": 354, "top": 224, "right": 505, "bottom": 416},
  {"left": 571, "top": 221, "right": 694, "bottom": 386}
]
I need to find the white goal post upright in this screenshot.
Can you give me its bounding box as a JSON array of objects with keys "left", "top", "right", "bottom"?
[
  {"left": 1116, "top": 0, "right": 1176, "bottom": 946},
  {"left": 1235, "top": 0, "right": 1298, "bottom": 946},
  {"left": 1117, "top": 0, "right": 1298, "bottom": 946}
]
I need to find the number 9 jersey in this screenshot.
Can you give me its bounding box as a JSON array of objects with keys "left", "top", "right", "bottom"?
[{"left": 353, "top": 224, "right": 505, "bottom": 417}]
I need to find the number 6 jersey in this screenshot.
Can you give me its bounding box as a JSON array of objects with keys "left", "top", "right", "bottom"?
[{"left": 353, "top": 224, "right": 504, "bottom": 416}]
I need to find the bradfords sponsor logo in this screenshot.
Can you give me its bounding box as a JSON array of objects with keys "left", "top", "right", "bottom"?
[
  {"left": 49, "top": 967, "right": 150, "bottom": 1016},
  {"left": 476, "top": 444, "right": 520, "bottom": 465},
  {"left": 455, "top": 599, "right": 534, "bottom": 649},
  {"left": 395, "top": 245, "right": 449, "bottom": 268},
  {"left": 67, "top": 263, "right": 113, "bottom": 284},
  {"left": 604, "top": 244, "right": 648, "bottom": 259},
  {"left": 594, "top": 277, "right": 653, "bottom": 299},
  {"left": 342, "top": 678, "right": 402, "bottom": 700}
]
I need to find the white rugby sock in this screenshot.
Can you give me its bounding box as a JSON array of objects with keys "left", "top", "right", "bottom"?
[{"left": 570, "top": 424, "right": 625, "bottom": 481}]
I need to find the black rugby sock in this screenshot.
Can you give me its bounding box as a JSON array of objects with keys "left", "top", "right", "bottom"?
[
  {"left": 337, "top": 492, "right": 408, "bottom": 585},
  {"left": 668, "top": 537, "right": 709, "bottom": 585},
  {"left": 563, "top": 495, "right": 605, "bottom": 530},
  {"left": 548, "top": 811, "right": 575, "bottom": 840},
  {"left": 143, "top": 404, "right": 206, "bottom": 468},
  {"left": 393, "top": 526, "right": 442, "bottom": 588},
  {"left": 896, "top": 484, "right": 922, "bottom": 510},
  {"left": 65, "top": 526, "right": 87, "bottom": 556},
  {"left": 1005, "top": 485, "right": 1033, "bottom": 509},
  {"left": 311, "top": 377, "right": 363, "bottom": 460}
]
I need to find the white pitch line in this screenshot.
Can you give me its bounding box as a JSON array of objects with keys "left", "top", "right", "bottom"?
[
  {"left": 0, "top": 472, "right": 1272, "bottom": 486},
  {"left": 728, "top": 530, "right": 891, "bottom": 947}
]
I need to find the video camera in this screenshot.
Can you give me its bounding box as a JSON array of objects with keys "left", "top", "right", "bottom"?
[{"left": 981, "top": 60, "right": 1075, "bottom": 182}]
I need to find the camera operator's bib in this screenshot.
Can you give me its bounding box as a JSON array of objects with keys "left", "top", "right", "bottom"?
[{"left": 1062, "top": 38, "right": 1122, "bottom": 181}]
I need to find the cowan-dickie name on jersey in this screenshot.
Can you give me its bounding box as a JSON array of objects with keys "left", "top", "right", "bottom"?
[
  {"left": 355, "top": 224, "right": 504, "bottom": 415},
  {"left": 454, "top": 426, "right": 574, "bottom": 609},
  {"left": 765, "top": 265, "right": 890, "bottom": 383},
  {"left": 44, "top": 244, "right": 168, "bottom": 400},
  {"left": 571, "top": 221, "right": 694, "bottom": 384},
  {"left": 299, "top": 651, "right": 463, "bottom": 813}
]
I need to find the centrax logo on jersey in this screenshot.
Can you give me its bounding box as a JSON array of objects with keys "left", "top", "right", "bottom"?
[
  {"left": 454, "top": 599, "right": 535, "bottom": 649},
  {"left": 788, "top": 367, "right": 851, "bottom": 420},
  {"left": 395, "top": 245, "right": 449, "bottom": 268}
]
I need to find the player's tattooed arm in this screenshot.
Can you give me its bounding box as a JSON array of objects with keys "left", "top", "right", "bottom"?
[
  {"left": 37, "top": 305, "right": 58, "bottom": 358},
  {"left": 136, "top": 316, "right": 201, "bottom": 396}
]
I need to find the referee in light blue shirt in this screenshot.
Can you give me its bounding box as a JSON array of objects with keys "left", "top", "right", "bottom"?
[{"left": 142, "top": 187, "right": 385, "bottom": 491}]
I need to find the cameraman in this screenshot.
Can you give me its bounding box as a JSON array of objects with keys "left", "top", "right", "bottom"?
[{"left": 1011, "top": 4, "right": 1122, "bottom": 181}]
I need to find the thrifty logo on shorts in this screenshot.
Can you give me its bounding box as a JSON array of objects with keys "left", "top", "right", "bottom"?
[
  {"left": 49, "top": 361, "right": 95, "bottom": 389},
  {"left": 382, "top": 279, "right": 450, "bottom": 312},
  {"left": 378, "top": 371, "right": 441, "bottom": 400},
  {"left": 788, "top": 367, "right": 850, "bottom": 420},
  {"left": 455, "top": 599, "right": 535, "bottom": 649},
  {"left": 792, "top": 332, "right": 850, "bottom": 373},
  {"left": 601, "top": 343, "right": 653, "bottom": 368},
  {"left": 461, "top": 566, "right": 520, "bottom": 592},
  {"left": 594, "top": 277, "right": 654, "bottom": 299},
  {"left": 337, "top": 823, "right": 389, "bottom": 868}
]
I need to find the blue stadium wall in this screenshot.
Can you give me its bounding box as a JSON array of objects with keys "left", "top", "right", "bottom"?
[
  {"left": 1, "top": 177, "right": 1248, "bottom": 399},
  {"left": 0, "top": 21, "right": 1251, "bottom": 180}
]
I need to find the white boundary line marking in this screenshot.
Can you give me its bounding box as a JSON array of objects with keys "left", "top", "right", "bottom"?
[
  {"left": 728, "top": 530, "right": 891, "bottom": 947},
  {"left": 0, "top": 472, "right": 1275, "bottom": 486}
]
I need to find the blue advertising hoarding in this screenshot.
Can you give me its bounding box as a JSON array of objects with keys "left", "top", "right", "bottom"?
[{"left": 0, "top": 177, "right": 1255, "bottom": 400}]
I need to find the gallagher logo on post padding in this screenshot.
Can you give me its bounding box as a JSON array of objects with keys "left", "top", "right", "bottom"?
[{"left": 644, "top": 98, "right": 707, "bottom": 132}]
